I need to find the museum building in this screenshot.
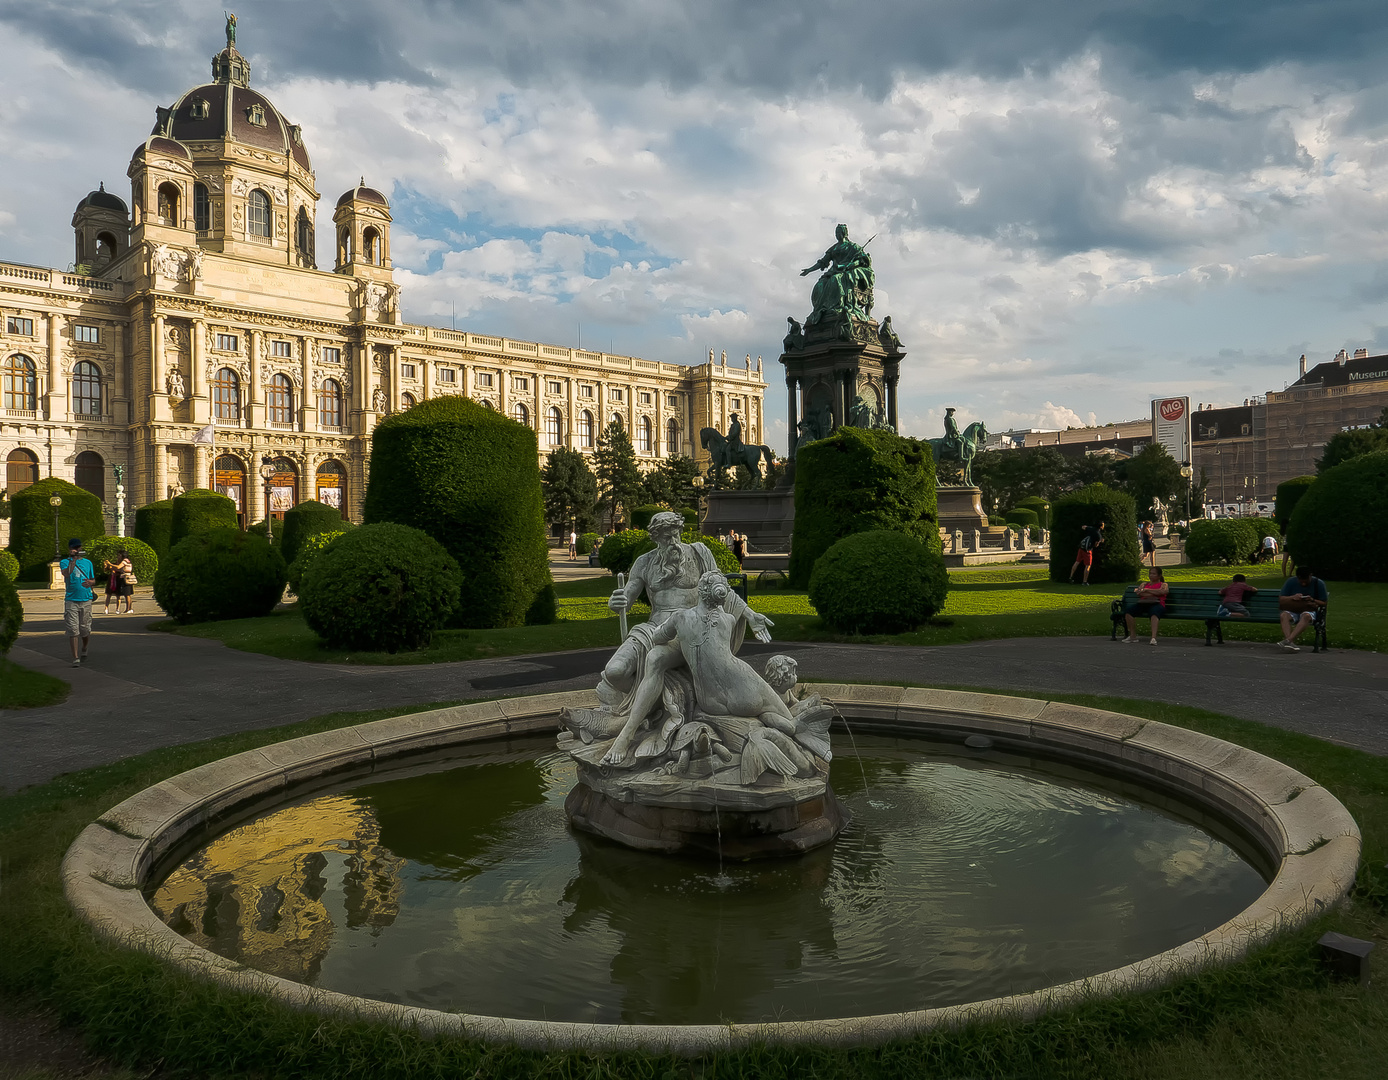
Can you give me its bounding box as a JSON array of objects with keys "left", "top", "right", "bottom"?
[{"left": 0, "top": 26, "right": 765, "bottom": 537}]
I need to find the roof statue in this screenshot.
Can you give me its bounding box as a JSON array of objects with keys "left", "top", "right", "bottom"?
[{"left": 225, "top": 12, "right": 237, "bottom": 48}]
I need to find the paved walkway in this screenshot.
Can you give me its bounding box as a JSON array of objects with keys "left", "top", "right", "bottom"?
[{"left": 6, "top": 580, "right": 1385, "bottom": 793}]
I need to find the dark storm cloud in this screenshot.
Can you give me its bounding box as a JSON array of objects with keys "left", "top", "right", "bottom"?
[{"left": 5, "top": 0, "right": 1387, "bottom": 99}]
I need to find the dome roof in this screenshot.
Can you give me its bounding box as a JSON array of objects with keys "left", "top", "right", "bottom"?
[
  {"left": 336, "top": 182, "right": 389, "bottom": 208},
  {"left": 74, "top": 183, "right": 127, "bottom": 215}
]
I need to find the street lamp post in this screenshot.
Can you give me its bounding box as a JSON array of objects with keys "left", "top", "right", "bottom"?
[
  {"left": 260, "top": 462, "right": 277, "bottom": 543},
  {"left": 48, "top": 494, "right": 64, "bottom": 590}
]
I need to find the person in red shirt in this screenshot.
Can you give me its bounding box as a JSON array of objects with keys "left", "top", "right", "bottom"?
[
  {"left": 1121, "top": 567, "right": 1169, "bottom": 645},
  {"left": 1218, "top": 574, "right": 1258, "bottom": 618}
]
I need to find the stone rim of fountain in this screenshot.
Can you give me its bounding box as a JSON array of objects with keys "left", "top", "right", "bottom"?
[{"left": 61, "top": 685, "right": 1361, "bottom": 1055}]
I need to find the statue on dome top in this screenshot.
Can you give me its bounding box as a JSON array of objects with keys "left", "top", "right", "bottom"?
[{"left": 225, "top": 13, "right": 237, "bottom": 49}]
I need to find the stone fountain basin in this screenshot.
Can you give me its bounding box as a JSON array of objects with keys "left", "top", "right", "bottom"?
[{"left": 62, "top": 685, "right": 1360, "bottom": 1055}]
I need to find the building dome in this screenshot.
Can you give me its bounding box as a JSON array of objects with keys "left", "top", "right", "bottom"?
[
  {"left": 337, "top": 183, "right": 389, "bottom": 208},
  {"left": 74, "top": 183, "right": 128, "bottom": 215}
]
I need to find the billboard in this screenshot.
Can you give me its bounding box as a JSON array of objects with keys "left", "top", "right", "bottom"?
[{"left": 1151, "top": 396, "right": 1190, "bottom": 463}]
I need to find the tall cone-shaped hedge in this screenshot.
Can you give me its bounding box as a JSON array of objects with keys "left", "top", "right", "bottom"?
[
  {"left": 1048, "top": 483, "right": 1141, "bottom": 583},
  {"left": 788, "top": 427, "right": 939, "bottom": 588},
  {"left": 6, "top": 477, "right": 105, "bottom": 579},
  {"left": 363, "top": 396, "right": 554, "bottom": 627}
]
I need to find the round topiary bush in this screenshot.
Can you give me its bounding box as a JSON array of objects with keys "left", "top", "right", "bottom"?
[
  {"left": 597, "top": 529, "right": 650, "bottom": 575},
  {"left": 1285, "top": 450, "right": 1388, "bottom": 581},
  {"left": 154, "top": 529, "right": 286, "bottom": 624},
  {"left": 0, "top": 575, "right": 21, "bottom": 654},
  {"left": 170, "top": 489, "right": 239, "bottom": 546},
  {"left": 280, "top": 500, "right": 347, "bottom": 566},
  {"left": 1184, "top": 519, "right": 1260, "bottom": 565},
  {"left": 134, "top": 499, "right": 174, "bottom": 563},
  {"left": 789, "top": 427, "right": 939, "bottom": 588},
  {"left": 577, "top": 531, "right": 600, "bottom": 555},
  {"left": 299, "top": 523, "right": 461, "bottom": 652},
  {"left": 690, "top": 531, "right": 740, "bottom": 573},
  {"left": 681, "top": 508, "right": 699, "bottom": 527},
  {"left": 1275, "top": 476, "right": 1315, "bottom": 533},
  {"left": 629, "top": 505, "right": 668, "bottom": 532},
  {"left": 1005, "top": 507, "right": 1040, "bottom": 531},
  {"left": 808, "top": 530, "right": 949, "bottom": 635},
  {"left": 6, "top": 477, "right": 106, "bottom": 580},
  {"left": 1048, "top": 484, "right": 1141, "bottom": 583},
  {"left": 0, "top": 550, "right": 18, "bottom": 583},
  {"left": 1015, "top": 496, "right": 1050, "bottom": 530},
  {"left": 363, "top": 397, "right": 553, "bottom": 628},
  {"left": 286, "top": 529, "right": 349, "bottom": 595},
  {"left": 86, "top": 536, "right": 158, "bottom": 587}
]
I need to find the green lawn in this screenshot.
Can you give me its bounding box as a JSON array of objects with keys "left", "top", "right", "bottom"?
[
  {"left": 0, "top": 693, "right": 1383, "bottom": 1080},
  {"left": 0, "top": 659, "right": 69, "bottom": 709},
  {"left": 154, "top": 564, "right": 1387, "bottom": 663}
]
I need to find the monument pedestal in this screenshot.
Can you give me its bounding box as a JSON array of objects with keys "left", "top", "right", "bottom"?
[
  {"left": 936, "top": 485, "right": 990, "bottom": 533},
  {"left": 702, "top": 488, "right": 795, "bottom": 555}
]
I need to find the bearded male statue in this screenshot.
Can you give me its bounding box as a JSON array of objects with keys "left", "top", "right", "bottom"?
[{"left": 595, "top": 511, "right": 774, "bottom": 765}]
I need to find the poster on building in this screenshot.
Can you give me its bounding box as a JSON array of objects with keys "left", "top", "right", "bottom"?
[
  {"left": 318, "top": 486, "right": 343, "bottom": 510},
  {"left": 269, "top": 485, "right": 296, "bottom": 513},
  {"left": 1151, "top": 397, "right": 1191, "bottom": 463}
]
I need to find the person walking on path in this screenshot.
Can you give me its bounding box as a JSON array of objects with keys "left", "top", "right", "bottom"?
[
  {"left": 1121, "top": 567, "right": 1169, "bottom": 645},
  {"left": 60, "top": 539, "right": 96, "bottom": 667},
  {"left": 1068, "top": 522, "right": 1105, "bottom": 584},
  {"left": 1278, "top": 566, "right": 1328, "bottom": 652},
  {"left": 730, "top": 529, "right": 747, "bottom": 569},
  {"left": 568, "top": 529, "right": 578, "bottom": 561},
  {"left": 1140, "top": 520, "right": 1157, "bottom": 569}
]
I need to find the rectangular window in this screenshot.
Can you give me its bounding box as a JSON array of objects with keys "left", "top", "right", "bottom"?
[
  {"left": 639, "top": 391, "right": 652, "bottom": 405},
  {"left": 215, "top": 333, "right": 239, "bottom": 352},
  {"left": 731, "top": 397, "right": 743, "bottom": 410},
  {"left": 438, "top": 368, "right": 457, "bottom": 384},
  {"left": 579, "top": 384, "right": 594, "bottom": 398},
  {"left": 548, "top": 380, "right": 563, "bottom": 394},
  {"left": 513, "top": 376, "right": 529, "bottom": 391},
  {"left": 610, "top": 387, "right": 623, "bottom": 402},
  {"left": 401, "top": 363, "right": 416, "bottom": 379},
  {"left": 322, "top": 346, "right": 341, "bottom": 364},
  {"left": 475, "top": 371, "right": 492, "bottom": 387},
  {"left": 271, "top": 339, "right": 292, "bottom": 358},
  {"left": 74, "top": 324, "right": 100, "bottom": 344},
  {"left": 666, "top": 394, "right": 679, "bottom": 408},
  {"left": 6, "top": 317, "right": 33, "bottom": 336}
]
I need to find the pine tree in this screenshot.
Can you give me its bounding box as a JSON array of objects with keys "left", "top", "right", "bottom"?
[
  {"left": 540, "top": 448, "right": 599, "bottom": 532},
  {"left": 593, "top": 420, "right": 643, "bottom": 529}
]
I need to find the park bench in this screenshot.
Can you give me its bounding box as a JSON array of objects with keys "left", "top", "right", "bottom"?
[{"left": 1109, "top": 585, "right": 1328, "bottom": 652}]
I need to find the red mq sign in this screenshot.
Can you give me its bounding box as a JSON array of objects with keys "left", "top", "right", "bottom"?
[{"left": 1159, "top": 399, "right": 1185, "bottom": 422}]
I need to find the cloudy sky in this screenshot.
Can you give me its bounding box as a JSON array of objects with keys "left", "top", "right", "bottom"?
[{"left": 3, "top": 0, "right": 1388, "bottom": 451}]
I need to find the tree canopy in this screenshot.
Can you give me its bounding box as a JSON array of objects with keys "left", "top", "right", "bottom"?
[
  {"left": 540, "top": 447, "right": 599, "bottom": 532},
  {"left": 593, "top": 420, "right": 643, "bottom": 530}
]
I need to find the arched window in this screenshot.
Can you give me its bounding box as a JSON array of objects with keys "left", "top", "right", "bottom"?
[
  {"left": 214, "top": 454, "right": 245, "bottom": 520},
  {"left": 194, "top": 183, "right": 211, "bottom": 231},
  {"left": 511, "top": 401, "right": 529, "bottom": 426},
  {"left": 2, "top": 354, "right": 37, "bottom": 411},
  {"left": 212, "top": 367, "right": 240, "bottom": 420},
  {"left": 317, "top": 378, "right": 342, "bottom": 428},
  {"left": 295, "top": 207, "right": 314, "bottom": 267},
  {"left": 315, "top": 459, "right": 347, "bottom": 512},
  {"left": 610, "top": 412, "right": 623, "bottom": 431},
  {"left": 362, "top": 227, "right": 380, "bottom": 264},
  {"left": 247, "top": 189, "right": 271, "bottom": 239},
  {"left": 482, "top": 399, "right": 494, "bottom": 410},
  {"left": 95, "top": 232, "right": 117, "bottom": 262},
  {"left": 666, "top": 417, "right": 679, "bottom": 456},
  {"left": 637, "top": 415, "right": 652, "bottom": 454},
  {"left": 157, "top": 182, "right": 180, "bottom": 226},
  {"left": 5, "top": 448, "right": 38, "bottom": 494},
  {"left": 268, "top": 373, "right": 293, "bottom": 426},
  {"left": 74, "top": 451, "right": 104, "bottom": 499},
  {"left": 401, "top": 392, "right": 416, "bottom": 409},
  {"left": 546, "top": 406, "right": 564, "bottom": 446},
  {"left": 578, "top": 409, "right": 594, "bottom": 448},
  {"left": 72, "top": 360, "right": 102, "bottom": 417}
]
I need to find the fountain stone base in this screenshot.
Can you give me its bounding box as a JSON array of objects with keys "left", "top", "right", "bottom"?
[{"left": 561, "top": 733, "right": 849, "bottom": 859}]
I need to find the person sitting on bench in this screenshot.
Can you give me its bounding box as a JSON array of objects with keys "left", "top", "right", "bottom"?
[
  {"left": 1278, "top": 566, "right": 1327, "bottom": 653},
  {"left": 1122, "top": 567, "right": 1169, "bottom": 646},
  {"left": 1217, "top": 574, "right": 1257, "bottom": 618}
]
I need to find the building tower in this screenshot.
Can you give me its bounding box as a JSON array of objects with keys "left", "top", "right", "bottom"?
[
  {"left": 333, "top": 181, "right": 393, "bottom": 279},
  {"left": 70, "top": 184, "right": 129, "bottom": 272}
]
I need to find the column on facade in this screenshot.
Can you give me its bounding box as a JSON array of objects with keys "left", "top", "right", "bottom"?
[
  {"left": 567, "top": 377, "right": 576, "bottom": 450},
  {"left": 111, "top": 325, "right": 125, "bottom": 423},
  {"left": 152, "top": 314, "right": 165, "bottom": 407},
  {"left": 190, "top": 319, "right": 206, "bottom": 423},
  {"left": 249, "top": 445, "right": 266, "bottom": 522},
  {"left": 300, "top": 336, "right": 315, "bottom": 431},
  {"left": 45, "top": 313, "right": 63, "bottom": 420},
  {"left": 457, "top": 359, "right": 467, "bottom": 400},
  {"left": 422, "top": 356, "right": 432, "bottom": 401},
  {"left": 355, "top": 342, "right": 370, "bottom": 422},
  {"left": 246, "top": 331, "right": 261, "bottom": 428},
  {"left": 887, "top": 374, "right": 898, "bottom": 429},
  {"left": 388, "top": 346, "right": 400, "bottom": 413},
  {"left": 154, "top": 441, "right": 168, "bottom": 503},
  {"left": 654, "top": 382, "right": 663, "bottom": 457}
]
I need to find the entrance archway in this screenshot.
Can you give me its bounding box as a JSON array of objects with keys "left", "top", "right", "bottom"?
[
  {"left": 214, "top": 454, "right": 246, "bottom": 527},
  {"left": 265, "top": 457, "right": 298, "bottom": 519},
  {"left": 315, "top": 460, "right": 347, "bottom": 515}
]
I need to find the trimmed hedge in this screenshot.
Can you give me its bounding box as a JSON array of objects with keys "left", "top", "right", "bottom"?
[
  {"left": 0, "top": 550, "right": 18, "bottom": 583},
  {"left": 808, "top": 530, "right": 949, "bottom": 635},
  {"left": 6, "top": 477, "right": 105, "bottom": 580},
  {"left": 577, "top": 531, "right": 600, "bottom": 555},
  {"left": 681, "top": 508, "right": 699, "bottom": 527},
  {"left": 1275, "top": 476, "right": 1316, "bottom": 532},
  {"left": 245, "top": 518, "right": 284, "bottom": 553},
  {"left": 153, "top": 529, "right": 286, "bottom": 624},
  {"left": 788, "top": 428, "right": 939, "bottom": 588},
  {"left": 170, "top": 489, "right": 238, "bottom": 546},
  {"left": 286, "top": 529, "right": 349, "bottom": 595},
  {"left": 630, "top": 505, "right": 668, "bottom": 532},
  {"left": 1285, "top": 449, "right": 1388, "bottom": 581},
  {"left": 1015, "top": 496, "right": 1050, "bottom": 530},
  {"left": 1048, "top": 484, "right": 1141, "bottom": 583},
  {"left": 988, "top": 514, "right": 1007, "bottom": 526},
  {"left": 299, "top": 523, "right": 461, "bottom": 652},
  {"left": 1185, "top": 519, "right": 1259, "bottom": 565},
  {"left": 363, "top": 397, "right": 554, "bottom": 628},
  {"left": 87, "top": 536, "right": 158, "bottom": 587},
  {"left": 280, "top": 500, "right": 347, "bottom": 566},
  {"left": 1005, "top": 508, "right": 1040, "bottom": 531},
  {"left": 598, "top": 528, "right": 740, "bottom": 578},
  {"left": 0, "top": 575, "right": 20, "bottom": 654},
  {"left": 134, "top": 500, "right": 174, "bottom": 564}
]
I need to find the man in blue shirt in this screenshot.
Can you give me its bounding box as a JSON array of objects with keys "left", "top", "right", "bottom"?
[
  {"left": 60, "top": 538, "right": 96, "bottom": 666},
  {"left": 1278, "top": 566, "right": 1328, "bottom": 653}
]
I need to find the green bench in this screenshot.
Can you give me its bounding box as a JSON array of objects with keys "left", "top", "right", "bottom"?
[{"left": 1109, "top": 585, "right": 1328, "bottom": 652}]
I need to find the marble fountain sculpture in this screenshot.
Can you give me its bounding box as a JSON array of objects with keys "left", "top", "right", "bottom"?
[{"left": 560, "top": 512, "right": 847, "bottom": 857}]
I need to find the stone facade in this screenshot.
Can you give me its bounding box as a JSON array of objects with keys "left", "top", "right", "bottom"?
[{"left": 1, "top": 29, "right": 764, "bottom": 540}]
